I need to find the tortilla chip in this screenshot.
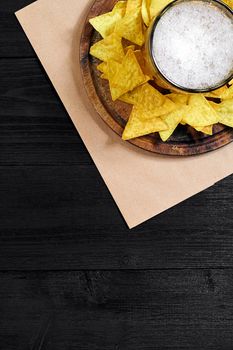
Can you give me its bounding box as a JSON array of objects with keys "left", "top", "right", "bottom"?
[
  {"left": 120, "top": 83, "right": 176, "bottom": 117},
  {"left": 167, "top": 93, "right": 189, "bottom": 105},
  {"left": 194, "top": 125, "right": 213, "bottom": 135},
  {"left": 115, "top": 9, "right": 145, "bottom": 46},
  {"left": 108, "top": 50, "right": 149, "bottom": 101},
  {"left": 89, "top": 2, "right": 126, "bottom": 38},
  {"left": 142, "top": 0, "right": 151, "bottom": 26},
  {"left": 97, "top": 62, "right": 108, "bottom": 73},
  {"left": 90, "top": 33, "right": 125, "bottom": 62},
  {"left": 122, "top": 106, "right": 168, "bottom": 140},
  {"left": 223, "top": 0, "right": 233, "bottom": 8},
  {"left": 126, "top": 0, "right": 142, "bottom": 14},
  {"left": 182, "top": 95, "right": 219, "bottom": 127},
  {"left": 124, "top": 45, "right": 136, "bottom": 54},
  {"left": 215, "top": 99, "right": 233, "bottom": 127},
  {"left": 150, "top": 0, "right": 173, "bottom": 19},
  {"left": 160, "top": 106, "right": 188, "bottom": 141}
]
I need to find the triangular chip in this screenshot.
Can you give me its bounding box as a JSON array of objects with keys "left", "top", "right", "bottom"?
[
  {"left": 223, "top": 0, "right": 233, "bottom": 8},
  {"left": 215, "top": 99, "right": 233, "bottom": 127},
  {"left": 122, "top": 106, "right": 167, "bottom": 140},
  {"left": 126, "top": 0, "right": 142, "bottom": 14},
  {"left": 229, "top": 79, "right": 233, "bottom": 85},
  {"left": 159, "top": 107, "right": 188, "bottom": 141},
  {"left": 115, "top": 9, "right": 145, "bottom": 46},
  {"left": 150, "top": 0, "right": 173, "bottom": 19},
  {"left": 90, "top": 33, "right": 124, "bottom": 62},
  {"left": 97, "top": 62, "right": 108, "bottom": 73},
  {"left": 89, "top": 2, "right": 126, "bottom": 38},
  {"left": 142, "top": 0, "right": 151, "bottom": 26},
  {"left": 194, "top": 125, "right": 213, "bottom": 135},
  {"left": 204, "top": 85, "right": 229, "bottom": 99},
  {"left": 133, "top": 50, "right": 153, "bottom": 78},
  {"left": 120, "top": 83, "right": 175, "bottom": 116},
  {"left": 167, "top": 93, "right": 189, "bottom": 105},
  {"left": 218, "top": 85, "right": 233, "bottom": 100},
  {"left": 109, "top": 50, "right": 149, "bottom": 101},
  {"left": 182, "top": 95, "right": 219, "bottom": 127},
  {"left": 124, "top": 45, "right": 136, "bottom": 54}
]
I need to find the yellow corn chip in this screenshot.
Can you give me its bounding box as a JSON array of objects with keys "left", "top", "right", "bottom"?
[
  {"left": 109, "top": 50, "right": 149, "bottom": 101},
  {"left": 215, "top": 99, "right": 233, "bottom": 127},
  {"left": 115, "top": 9, "right": 145, "bottom": 46},
  {"left": 160, "top": 107, "right": 188, "bottom": 141},
  {"left": 194, "top": 125, "right": 213, "bottom": 135},
  {"left": 142, "top": 0, "right": 151, "bottom": 26},
  {"left": 229, "top": 79, "right": 233, "bottom": 85},
  {"left": 218, "top": 85, "right": 233, "bottom": 100},
  {"left": 90, "top": 33, "right": 124, "bottom": 62},
  {"left": 126, "top": 0, "right": 142, "bottom": 14},
  {"left": 107, "top": 59, "right": 121, "bottom": 85},
  {"left": 167, "top": 93, "right": 189, "bottom": 105},
  {"left": 124, "top": 45, "right": 135, "bottom": 54},
  {"left": 89, "top": 2, "right": 126, "bottom": 38},
  {"left": 133, "top": 50, "right": 153, "bottom": 78},
  {"left": 204, "top": 85, "right": 229, "bottom": 99},
  {"left": 120, "top": 83, "right": 176, "bottom": 116},
  {"left": 182, "top": 95, "right": 219, "bottom": 127},
  {"left": 122, "top": 106, "right": 168, "bottom": 140},
  {"left": 150, "top": 0, "right": 173, "bottom": 19},
  {"left": 97, "top": 62, "right": 108, "bottom": 73},
  {"left": 223, "top": 0, "right": 233, "bottom": 8}
]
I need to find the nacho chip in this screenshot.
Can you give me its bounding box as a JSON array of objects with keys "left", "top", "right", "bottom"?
[
  {"left": 89, "top": 2, "right": 126, "bottom": 38},
  {"left": 229, "top": 79, "right": 233, "bottom": 85},
  {"left": 160, "top": 106, "right": 188, "bottom": 141},
  {"left": 150, "top": 0, "right": 173, "bottom": 19},
  {"left": 167, "top": 93, "right": 189, "bottom": 105},
  {"left": 124, "top": 45, "right": 135, "bottom": 54},
  {"left": 126, "top": 0, "right": 142, "bottom": 14},
  {"left": 107, "top": 59, "right": 121, "bottom": 87},
  {"left": 90, "top": 33, "right": 124, "bottom": 62},
  {"left": 122, "top": 105, "right": 167, "bottom": 140},
  {"left": 215, "top": 99, "right": 233, "bottom": 127},
  {"left": 223, "top": 0, "right": 233, "bottom": 8},
  {"left": 218, "top": 85, "right": 233, "bottom": 100},
  {"left": 97, "top": 62, "right": 108, "bottom": 73},
  {"left": 133, "top": 50, "right": 153, "bottom": 78},
  {"left": 182, "top": 95, "right": 219, "bottom": 127},
  {"left": 120, "top": 83, "right": 175, "bottom": 115},
  {"left": 142, "top": 0, "right": 151, "bottom": 26},
  {"left": 194, "top": 125, "right": 213, "bottom": 135},
  {"left": 109, "top": 50, "right": 149, "bottom": 101},
  {"left": 115, "top": 9, "right": 145, "bottom": 46}
]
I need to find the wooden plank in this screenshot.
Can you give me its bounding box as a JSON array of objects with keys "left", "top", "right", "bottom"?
[
  {"left": 0, "top": 58, "right": 233, "bottom": 270},
  {"left": 0, "top": 0, "right": 35, "bottom": 57},
  {"left": 1, "top": 269, "right": 233, "bottom": 349},
  {"left": 0, "top": 165, "right": 233, "bottom": 270}
]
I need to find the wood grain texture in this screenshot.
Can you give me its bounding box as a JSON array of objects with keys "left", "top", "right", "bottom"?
[
  {"left": 1, "top": 270, "right": 233, "bottom": 350},
  {"left": 1, "top": 1, "right": 233, "bottom": 349},
  {"left": 0, "top": 0, "right": 35, "bottom": 57},
  {"left": 0, "top": 59, "right": 233, "bottom": 270}
]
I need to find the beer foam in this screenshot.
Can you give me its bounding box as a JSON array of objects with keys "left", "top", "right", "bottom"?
[{"left": 152, "top": 0, "right": 233, "bottom": 90}]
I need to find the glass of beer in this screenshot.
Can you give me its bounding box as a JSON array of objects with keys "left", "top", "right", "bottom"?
[{"left": 146, "top": 0, "right": 233, "bottom": 93}]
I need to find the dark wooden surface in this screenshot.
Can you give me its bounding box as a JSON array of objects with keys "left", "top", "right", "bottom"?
[{"left": 1, "top": 0, "right": 233, "bottom": 349}]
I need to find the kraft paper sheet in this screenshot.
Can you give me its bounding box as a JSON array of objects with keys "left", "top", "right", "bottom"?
[{"left": 16, "top": 0, "right": 233, "bottom": 228}]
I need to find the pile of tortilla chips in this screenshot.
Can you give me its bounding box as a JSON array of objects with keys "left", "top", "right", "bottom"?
[{"left": 89, "top": 0, "right": 233, "bottom": 142}]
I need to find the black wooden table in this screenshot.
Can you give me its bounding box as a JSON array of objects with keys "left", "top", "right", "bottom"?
[{"left": 1, "top": 1, "right": 233, "bottom": 349}]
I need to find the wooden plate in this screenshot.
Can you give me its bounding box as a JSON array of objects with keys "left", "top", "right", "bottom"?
[{"left": 80, "top": 0, "right": 233, "bottom": 156}]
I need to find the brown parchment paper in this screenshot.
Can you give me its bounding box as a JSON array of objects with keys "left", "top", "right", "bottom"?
[{"left": 16, "top": 0, "right": 233, "bottom": 228}]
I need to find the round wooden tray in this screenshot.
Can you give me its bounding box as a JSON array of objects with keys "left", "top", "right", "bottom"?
[{"left": 80, "top": 0, "right": 233, "bottom": 156}]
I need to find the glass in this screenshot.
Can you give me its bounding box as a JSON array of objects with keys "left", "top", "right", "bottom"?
[{"left": 145, "top": 0, "right": 233, "bottom": 93}]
